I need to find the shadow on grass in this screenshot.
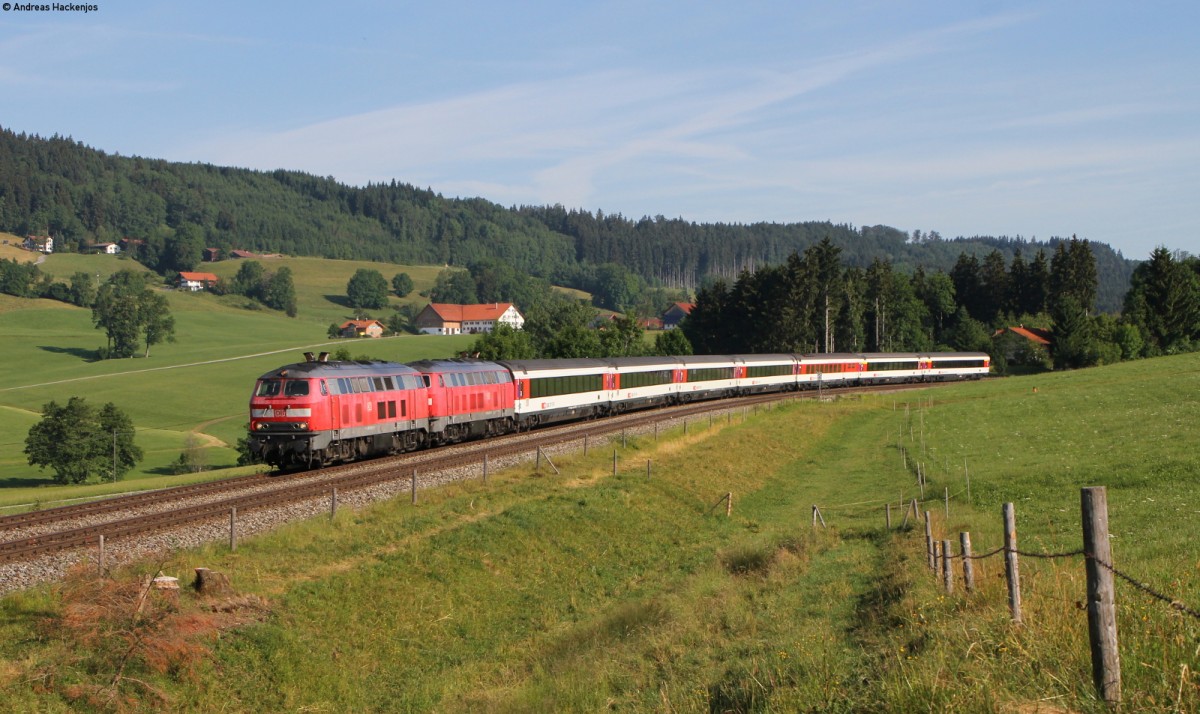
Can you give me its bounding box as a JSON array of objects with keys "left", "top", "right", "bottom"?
[
  {"left": 0, "top": 476, "right": 56, "bottom": 489},
  {"left": 38, "top": 345, "right": 99, "bottom": 362},
  {"left": 323, "top": 294, "right": 354, "bottom": 309}
]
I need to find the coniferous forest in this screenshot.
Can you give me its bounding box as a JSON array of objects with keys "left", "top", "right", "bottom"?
[
  {"left": 6, "top": 125, "right": 1198, "bottom": 370},
  {"left": 0, "top": 127, "right": 1136, "bottom": 311}
]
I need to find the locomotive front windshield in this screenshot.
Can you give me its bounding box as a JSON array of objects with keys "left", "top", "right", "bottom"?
[{"left": 255, "top": 379, "right": 310, "bottom": 397}]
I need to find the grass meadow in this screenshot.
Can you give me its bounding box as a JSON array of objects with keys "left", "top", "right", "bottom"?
[
  {"left": 0, "top": 254, "right": 477, "bottom": 507},
  {"left": 1, "top": 354, "right": 1196, "bottom": 711}
]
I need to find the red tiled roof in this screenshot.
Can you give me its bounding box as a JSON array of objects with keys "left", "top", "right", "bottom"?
[
  {"left": 340, "top": 320, "right": 384, "bottom": 329},
  {"left": 673, "top": 302, "right": 694, "bottom": 314},
  {"left": 426, "top": 303, "right": 518, "bottom": 322},
  {"left": 993, "top": 326, "right": 1051, "bottom": 345},
  {"left": 179, "top": 272, "right": 219, "bottom": 282}
]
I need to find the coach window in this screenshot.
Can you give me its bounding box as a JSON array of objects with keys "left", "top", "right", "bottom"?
[{"left": 373, "top": 377, "right": 387, "bottom": 391}]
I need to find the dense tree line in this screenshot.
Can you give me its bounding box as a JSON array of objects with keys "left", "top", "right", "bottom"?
[
  {"left": 0, "top": 127, "right": 1136, "bottom": 311},
  {"left": 681, "top": 237, "right": 1196, "bottom": 371},
  {"left": 219, "top": 260, "right": 298, "bottom": 316}
]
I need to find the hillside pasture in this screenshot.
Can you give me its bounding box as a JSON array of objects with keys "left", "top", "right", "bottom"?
[{"left": 1, "top": 355, "right": 1195, "bottom": 710}]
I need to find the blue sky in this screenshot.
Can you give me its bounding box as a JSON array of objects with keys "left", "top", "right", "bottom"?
[{"left": 2, "top": 1, "right": 1197, "bottom": 258}]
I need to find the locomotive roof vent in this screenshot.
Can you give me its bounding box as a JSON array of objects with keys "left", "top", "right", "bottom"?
[
  {"left": 318, "top": 352, "right": 329, "bottom": 362},
  {"left": 303, "top": 352, "right": 315, "bottom": 362}
]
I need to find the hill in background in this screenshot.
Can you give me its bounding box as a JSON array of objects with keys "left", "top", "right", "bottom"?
[{"left": 0, "top": 128, "right": 1136, "bottom": 311}]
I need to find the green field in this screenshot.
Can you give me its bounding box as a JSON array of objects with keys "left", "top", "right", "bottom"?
[
  {"left": 1, "top": 354, "right": 1196, "bottom": 711},
  {"left": 0, "top": 255, "right": 477, "bottom": 505}
]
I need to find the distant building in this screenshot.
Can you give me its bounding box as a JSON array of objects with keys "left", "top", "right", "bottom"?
[
  {"left": 340, "top": 319, "right": 386, "bottom": 338},
  {"left": 992, "top": 326, "right": 1053, "bottom": 364},
  {"left": 203, "top": 247, "right": 221, "bottom": 262},
  {"left": 85, "top": 242, "right": 120, "bottom": 254},
  {"left": 119, "top": 237, "right": 145, "bottom": 256},
  {"left": 178, "top": 271, "right": 220, "bottom": 291},
  {"left": 229, "top": 249, "right": 258, "bottom": 259},
  {"left": 23, "top": 235, "right": 53, "bottom": 253},
  {"left": 638, "top": 316, "right": 664, "bottom": 330},
  {"left": 662, "top": 302, "right": 694, "bottom": 329},
  {"left": 413, "top": 303, "right": 524, "bottom": 335}
]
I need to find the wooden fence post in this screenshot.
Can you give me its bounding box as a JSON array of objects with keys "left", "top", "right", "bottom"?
[
  {"left": 539, "top": 447, "right": 560, "bottom": 475},
  {"left": 411, "top": 469, "right": 417, "bottom": 505},
  {"left": 942, "top": 538, "right": 953, "bottom": 593},
  {"left": 535, "top": 446, "right": 541, "bottom": 470},
  {"left": 583, "top": 434, "right": 588, "bottom": 456},
  {"left": 622, "top": 429, "right": 627, "bottom": 448},
  {"left": 1003, "top": 502, "right": 1022, "bottom": 624},
  {"left": 684, "top": 419, "right": 688, "bottom": 435},
  {"left": 960, "top": 531, "right": 975, "bottom": 593},
  {"left": 229, "top": 507, "right": 237, "bottom": 552},
  {"left": 646, "top": 459, "right": 652, "bottom": 479},
  {"left": 483, "top": 453, "right": 489, "bottom": 483},
  {"left": 944, "top": 486, "right": 949, "bottom": 520},
  {"left": 933, "top": 540, "right": 941, "bottom": 574},
  {"left": 886, "top": 502, "right": 892, "bottom": 529},
  {"left": 654, "top": 422, "right": 658, "bottom": 442},
  {"left": 98, "top": 534, "right": 105, "bottom": 574},
  {"left": 924, "top": 512, "right": 934, "bottom": 570},
  {"left": 612, "top": 450, "right": 618, "bottom": 475},
  {"left": 726, "top": 492, "right": 733, "bottom": 518},
  {"left": 331, "top": 488, "right": 338, "bottom": 518},
  {"left": 1082, "top": 486, "right": 1121, "bottom": 704}
]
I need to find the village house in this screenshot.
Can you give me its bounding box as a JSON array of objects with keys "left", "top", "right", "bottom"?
[
  {"left": 177, "top": 271, "right": 220, "bottom": 291},
  {"left": 662, "top": 302, "right": 694, "bottom": 329},
  {"left": 340, "top": 319, "right": 386, "bottom": 338},
  {"left": 203, "top": 247, "right": 221, "bottom": 262},
  {"left": 23, "top": 235, "right": 53, "bottom": 253},
  {"left": 992, "top": 325, "right": 1053, "bottom": 366},
  {"left": 85, "top": 242, "right": 121, "bottom": 254},
  {"left": 413, "top": 303, "right": 525, "bottom": 335},
  {"left": 119, "top": 237, "right": 144, "bottom": 256}
]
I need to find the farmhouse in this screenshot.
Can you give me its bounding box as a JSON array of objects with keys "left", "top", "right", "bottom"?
[
  {"left": 23, "top": 235, "right": 53, "bottom": 253},
  {"left": 413, "top": 303, "right": 524, "bottom": 335},
  {"left": 662, "top": 302, "right": 693, "bottom": 329},
  {"left": 85, "top": 242, "right": 120, "bottom": 254},
  {"left": 203, "top": 247, "right": 221, "bottom": 262},
  {"left": 177, "top": 271, "right": 220, "bottom": 291},
  {"left": 340, "top": 319, "right": 385, "bottom": 338}
]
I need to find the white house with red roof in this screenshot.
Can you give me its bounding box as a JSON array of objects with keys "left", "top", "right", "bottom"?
[
  {"left": 413, "top": 303, "right": 524, "bottom": 335},
  {"left": 177, "top": 271, "right": 220, "bottom": 291}
]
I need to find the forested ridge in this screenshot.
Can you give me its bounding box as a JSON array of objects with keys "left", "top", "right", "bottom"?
[{"left": 0, "top": 127, "right": 1135, "bottom": 311}]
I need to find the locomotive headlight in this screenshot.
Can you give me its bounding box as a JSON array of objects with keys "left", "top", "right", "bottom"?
[
  {"left": 254, "top": 421, "right": 269, "bottom": 431},
  {"left": 297, "top": 422, "right": 308, "bottom": 431}
]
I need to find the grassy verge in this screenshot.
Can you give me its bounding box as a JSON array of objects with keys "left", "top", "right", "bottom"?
[{"left": 1, "top": 355, "right": 1198, "bottom": 711}]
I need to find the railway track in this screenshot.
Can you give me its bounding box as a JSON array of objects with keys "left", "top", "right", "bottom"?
[{"left": 0, "top": 380, "right": 948, "bottom": 569}]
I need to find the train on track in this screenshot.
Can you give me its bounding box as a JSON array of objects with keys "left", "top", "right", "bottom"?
[{"left": 248, "top": 351, "right": 989, "bottom": 469}]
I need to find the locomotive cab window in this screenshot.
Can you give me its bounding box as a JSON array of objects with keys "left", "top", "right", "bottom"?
[
  {"left": 255, "top": 380, "right": 282, "bottom": 397},
  {"left": 284, "top": 380, "right": 310, "bottom": 397}
]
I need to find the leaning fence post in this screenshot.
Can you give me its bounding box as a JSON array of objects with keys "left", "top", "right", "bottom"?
[
  {"left": 1082, "top": 486, "right": 1121, "bottom": 704},
  {"left": 726, "top": 492, "right": 733, "bottom": 518},
  {"left": 942, "top": 538, "right": 954, "bottom": 593},
  {"left": 229, "top": 507, "right": 237, "bottom": 552},
  {"left": 924, "top": 512, "right": 934, "bottom": 570},
  {"left": 960, "top": 531, "right": 975, "bottom": 593},
  {"left": 1003, "top": 502, "right": 1022, "bottom": 624}
]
